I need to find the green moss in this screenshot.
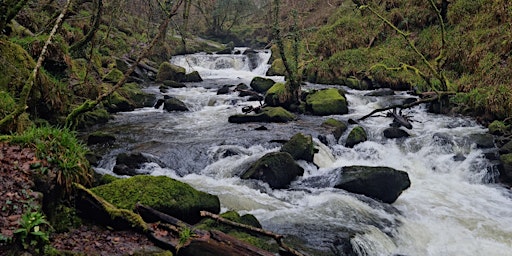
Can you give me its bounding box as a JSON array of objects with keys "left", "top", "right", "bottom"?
[
  {"left": 322, "top": 118, "right": 348, "bottom": 140},
  {"left": 156, "top": 62, "right": 186, "bottom": 82},
  {"left": 306, "top": 88, "right": 348, "bottom": 115},
  {"left": 281, "top": 133, "right": 315, "bottom": 162},
  {"left": 264, "top": 82, "right": 287, "bottom": 106},
  {"left": 103, "top": 68, "right": 124, "bottom": 83},
  {"left": 250, "top": 77, "right": 275, "bottom": 93},
  {"left": 345, "top": 126, "right": 367, "bottom": 148},
  {"left": 488, "top": 120, "right": 508, "bottom": 135},
  {"left": 99, "top": 174, "right": 120, "bottom": 185},
  {"left": 91, "top": 175, "right": 220, "bottom": 223},
  {"left": 262, "top": 107, "right": 296, "bottom": 122},
  {"left": 266, "top": 58, "right": 285, "bottom": 76}
]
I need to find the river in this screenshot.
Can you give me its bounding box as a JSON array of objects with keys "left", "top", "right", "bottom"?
[{"left": 92, "top": 48, "right": 512, "bottom": 255}]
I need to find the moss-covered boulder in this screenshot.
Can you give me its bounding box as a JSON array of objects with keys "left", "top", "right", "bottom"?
[
  {"left": 321, "top": 118, "right": 348, "bottom": 141},
  {"left": 121, "top": 82, "right": 157, "bottom": 108},
  {"left": 345, "top": 126, "right": 367, "bottom": 148},
  {"left": 250, "top": 77, "right": 275, "bottom": 93},
  {"left": 499, "top": 153, "right": 512, "bottom": 184},
  {"left": 185, "top": 71, "right": 203, "bottom": 82},
  {"left": 163, "top": 80, "right": 186, "bottom": 88},
  {"left": 281, "top": 133, "right": 315, "bottom": 162},
  {"left": 156, "top": 62, "right": 186, "bottom": 82},
  {"left": 264, "top": 82, "right": 286, "bottom": 107},
  {"left": 103, "top": 68, "right": 124, "bottom": 83},
  {"left": 488, "top": 120, "right": 508, "bottom": 136},
  {"left": 105, "top": 91, "right": 135, "bottom": 113},
  {"left": 77, "top": 108, "right": 110, "bottom": 129},
  {"left": 241, "top": 152, "right": 304, "bottom": 189},
  {"left": 266, "top": 58, "right": 285, "bottom": 76},
  {"left": 305, "top": 88, "right": 348, "bottom": 116},
  {"left": 334, "top": 166, "right": 411, "bottom": 203},
  {"left": 91, "top": 175, "right": 221, "bottom": 224},
  {"left": 228, "top": 107, "right": 296, "bottom": 123}
]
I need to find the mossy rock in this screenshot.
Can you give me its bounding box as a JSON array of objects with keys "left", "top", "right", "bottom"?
[
  {"left": 228, "top": 107, "right": 296, "bottom": 123},
  {"left": 77, "top": 108, "right": 110, "bottom": 128},
  {"left": 281, "top": 133, "right": 315, "bottom": 162},
  {"left": 156, "top": 62, "right": 186, "bottom": 82},
  {"left": 87, "top": 131, "right": 116, "bottom": 145},
  {"left": 103, "top": 68, "right": 124, "bottom": 83},
  {"left": 241, "top": 152, "right": 304, "bottom": 189},
  {"left": 321, "top": 118, "right": 348, "bottom": 141},
  {"left": 264, "top": 82, "right": 287, "bottom": 107},
  {"left": 266, "top": 58, "right": 285, "bottom": 76},
  {"left": 305, "top": 88, "right": 348, "bottom": 116},
  {"left": 250, "top": 77, "right": 275, "bottom": 93},
  {"left": 163, "top": 80, "right": 186, "bottom": 88},
  {"left": 91, "top": 175, "right": 220, "bottom": 224},
  {"left": 120, "top": 82, "right": 157, "bottom": 108},
  {"left": 345, "top": 126, "right": 367, "bottom": 148},
  {"left": 98, "top": 174, "right": 120, "bottom": 185},
  {"left": 105, "top": 91, "right": 135, "bottom": 113},
  {"left": 488, "top": 120, "right": 508, "bottom": 136}
]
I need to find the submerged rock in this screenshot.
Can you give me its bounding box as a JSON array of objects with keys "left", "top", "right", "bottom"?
[
  {"left": 113, "top": 152, "right": 164, "bottom": 176},
  {"left": 91, "top": 175, "right": 220, "bottom": 224},
  {"left": 185, "top": 70, "right": 203, "bottom": 82},
  {"left": 334, "top": 166, "right": 411, "bottom": 203},
  {"left": 241, "top": 152, "right": 304, "bottom": 189}
]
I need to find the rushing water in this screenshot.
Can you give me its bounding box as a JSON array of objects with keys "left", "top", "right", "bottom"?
[{"left": 92, "top": 48, "right": 512, "bottom": 255}]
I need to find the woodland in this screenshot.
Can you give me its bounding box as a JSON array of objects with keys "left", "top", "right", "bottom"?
[{"left": 0, "top": 0, "right": 511, "bottom": 255}]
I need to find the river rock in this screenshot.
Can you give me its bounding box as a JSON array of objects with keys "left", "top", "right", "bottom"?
[
  {"left": 345, "top": 126, "right": 367, "bottom": 148},
  {"left": 241, "top": 152, "right": 304, "bottom": 189},
  {"left": 488, "top": 120, "right": 507, "bottom": 136},
  {"left": 113, "top": 152, "right": 164, "bottom": 176},
  {"left": 281, "top": 133, "right": 315, "bottom": 162},
  {"left": 499, "top": 153, "right": 512, "bottom": 184},
  {"left": 264, "top": 82, "right": 286, "bottom": 107},
  {"left": 87, "top": 131, "right": 116, "bottom": 145},
  {"left": 163, "top": 97, "right": 189, "bottom": 112},
  {"left": 499, "top": 140, "right": 512, "bottom": 155},
  {"left": 156, "top": 62, "right": 186, "bottom": 82},
  {"left": 334, "top": 166, "right": 411, "bottom": 203},
  {"left": 217, "top": 84, "right": 232, "bottom": 95},
  {"left": 321, "top": 118, "right": 348, "bottom": 141},
  {"left": 383, "top": 127, "right": 410, "bottom": 139},
  {"left": 91, "top": 175, "right": 220, "bottom": 224},
  {"left": 250, "top": 77, "right": 275, "bottom": 93},
  {"left": 228, "top": 107, "right": 296, "bottom": 123},
  {"left": 266, "top": 58, "right": 285, "bottom": 76},
  {"left": 305, "top": 88, "right": 348, "bottom": 116},
  {"left": 467, "top": 133, "right": 495, "bottom": 149},
  {"left": 185, "top": 70, "right": 203, "bottom": 82},
  {"left": 163, "top": 80, "right": 186, "bottom": 88}
]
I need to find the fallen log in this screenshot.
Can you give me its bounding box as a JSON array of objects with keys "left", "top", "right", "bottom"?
[{"left": 136, "top": 204, "right": 275, "bottom": 256}]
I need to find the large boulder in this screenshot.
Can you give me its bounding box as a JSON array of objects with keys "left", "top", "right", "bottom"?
[
  {"left": 250, "top": 77, "right": 275, "bottom": 93},
  {"left": 228, "top": 107, "right": 296, "bottom": 123},
  {"left": 281, "top": 133, "right": 315, "bottom": 162},
  {"left": 305, "top": 88, "right": 348, "bottom": 116},
  {"left": 156, "top": 62, "right": 186, "bottom": 82},
  {"left": 241, "top": 152, "right": 304, "bottom": 189},
  {"left": 345, "top": 126, "right": 368, "bottom": 148},
  {"left": 91, "top": 175, "right": 221, "bottom": 224},
  {"left": 334, "top": 166, "right": 411, "bottom": 203}
]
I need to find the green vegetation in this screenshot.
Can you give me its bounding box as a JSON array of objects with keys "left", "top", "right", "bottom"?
[
  {"left": 9, "top": 125, "right": 93, "bottom": 194},
  {"left": 91, "top": 175, "right": 220, "bottom": 223},
  {"left": 14, "top": 211, "right": 51, "bottom": 254}
]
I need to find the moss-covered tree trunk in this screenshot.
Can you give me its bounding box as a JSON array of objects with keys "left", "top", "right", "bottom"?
[
  {"left": 0, "top": 0, "right": 30, "bottom": 34},
  {"left": 69, "top": 0, "right": 103, "bottom": 58}
]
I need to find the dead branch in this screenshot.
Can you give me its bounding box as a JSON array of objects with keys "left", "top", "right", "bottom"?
[
  {"left": 200, "top": 211, "right": 307, "bottom": 256},
  {"left": 358, "top": 92, "right": 455, "bottom": 121}
]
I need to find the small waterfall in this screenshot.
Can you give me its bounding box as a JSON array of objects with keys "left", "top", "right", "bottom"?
[{"left": 93, "top": 51, "right": 512, "bottom": 256}]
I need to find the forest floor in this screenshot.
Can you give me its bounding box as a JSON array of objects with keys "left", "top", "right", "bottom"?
[{"left": 0, "top": 142, "right": 161, "bottom": 255}]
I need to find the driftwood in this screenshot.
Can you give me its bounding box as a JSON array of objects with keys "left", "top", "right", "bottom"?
[
  {"left": 201, "top": 211, "right": 307, "bottom": 256},
  {"left": 136, "top": 204, "right": 274, "bottom": 256}
]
